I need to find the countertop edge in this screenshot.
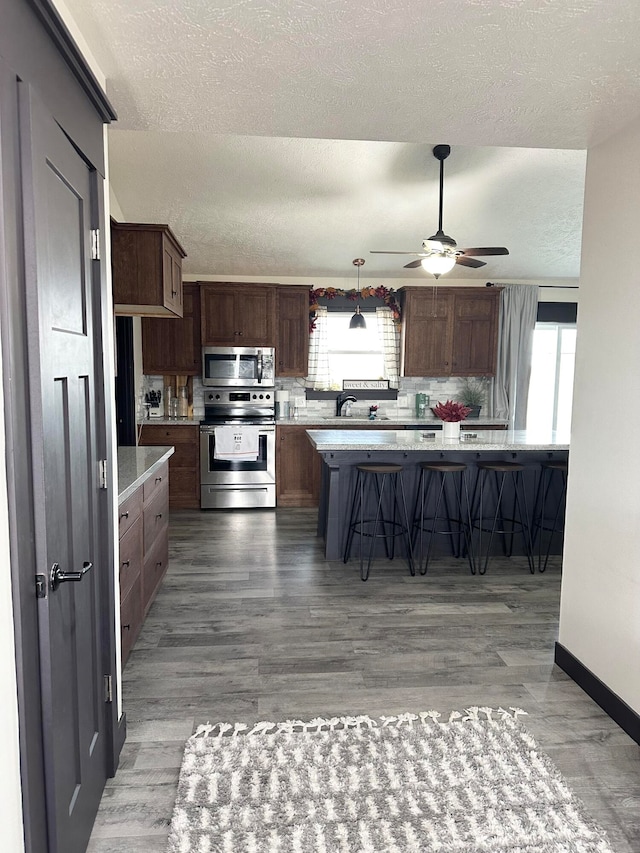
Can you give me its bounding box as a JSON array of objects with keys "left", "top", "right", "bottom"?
[
  {"left": 118, "top": 446, "right": 175, "bottom": 503},
  {"left": 305, "top": 428, "right": 569, "bottom": 453}
]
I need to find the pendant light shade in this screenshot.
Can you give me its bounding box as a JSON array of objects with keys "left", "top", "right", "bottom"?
[
  {"left": 349, "top": 304, "right": 366, "bottom": 329},
  {"left": 349, "top": 258, "right": 366, "bottom": 330}
]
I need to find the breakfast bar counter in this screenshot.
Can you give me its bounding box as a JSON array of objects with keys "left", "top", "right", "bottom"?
[{"left": 307, "top": 429, "right": 569, "bottom": 561}]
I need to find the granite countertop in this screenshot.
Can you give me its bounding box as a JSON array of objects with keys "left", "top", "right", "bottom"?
[
  {"left": 306, "top": 428, "right": 569, "bottom": 452},
  {"left": 280, "top": 415, "right": 508, "bottom": 427},
  {"left": 118, "top": 445, "right": 175, "bottom": 502}
]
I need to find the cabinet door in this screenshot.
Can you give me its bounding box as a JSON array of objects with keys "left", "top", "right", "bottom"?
[
  {"left": 142, "top": 283, "right": 200, "bottom": 374},
  {"left": 201, "top": 283, "right": 275, "bottom": 346},
  {"left": 276, "top": 286, "right": 309, "bottom": 376},
  {"left": 162, "top": 238, "right": 183, "bottom": 317},
  {"left": 200, "top": 284, "right": 237, "bottom": 345},
  {"left": 239, "top": 286, "right": 275, "bottom": 345},
  {"left": 451, "top": 289, "right": 499, "bottom": 376},
  {"left": 402, "top": 288, "right": 454, "bottom": 376},
  {"left": 276, "top": 425, "right": 322, "bottom": 507}
]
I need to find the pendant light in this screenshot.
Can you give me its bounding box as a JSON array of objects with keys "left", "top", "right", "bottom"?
[{"left": 349, "top": 258, "right": 366, "bottom": 329}]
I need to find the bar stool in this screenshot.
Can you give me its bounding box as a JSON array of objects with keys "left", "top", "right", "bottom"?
[
  {"left": 343, "top": 463, "right": 415, "bottom": 581},
  {"left": 532, "top": 460, "right": 568, "bottom": 572},
  {"left": 411, "top": 461, "right": 475, "bottom": 575},
  {"left": 470, "top": 461, "right": 535, "bottom": 575}
]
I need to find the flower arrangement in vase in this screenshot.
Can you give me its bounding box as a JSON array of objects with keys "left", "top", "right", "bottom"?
[{"left": 432, "top": 400, "right": 471, "bottom": 439}]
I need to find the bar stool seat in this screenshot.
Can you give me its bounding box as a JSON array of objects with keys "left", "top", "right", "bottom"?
[
  {"left": 532, "top": 460, "right": 568, "bottom": 572},
  {"left": 411, "top": 460, "right": 475, "bottom": 575},
  {"left": 470, "top": 460, "right": 534, "bottom": 575},
  {"left": 343, "top": 462, "right": 414, "bottom": 581}
]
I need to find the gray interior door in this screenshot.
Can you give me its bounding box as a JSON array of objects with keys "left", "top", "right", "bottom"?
[{"left": 20, "top": 82, "right": 109, "bottom": 853}]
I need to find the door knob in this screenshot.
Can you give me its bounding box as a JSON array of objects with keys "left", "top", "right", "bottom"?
[{"left": 50, "top": 561, "right": 93, "bottom": 592}]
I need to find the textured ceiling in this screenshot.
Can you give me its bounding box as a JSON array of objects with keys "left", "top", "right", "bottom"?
[{"left": 63, "top": 0, "right": 640, "bottom": 281}]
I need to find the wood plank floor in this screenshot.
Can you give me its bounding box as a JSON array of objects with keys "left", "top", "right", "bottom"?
[{"left": 87, "top": 508, "right": 640, "bottom": 852}]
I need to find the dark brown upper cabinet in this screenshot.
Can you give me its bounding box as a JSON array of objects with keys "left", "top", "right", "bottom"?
[
  {"left": 142, "top": 283, "right": 201, "bottom": 375},
  {"left": 401, "top": 286, "right": 500, "bottom": 377},
  {"left": 111, "top": 221, "right": 186, "bottom": 317},
  {"left": 200, "top": 283, "right": 275, "bottom": 346},
  {"left": 276, "top": 286, "right": 309, "bottom": 377}
]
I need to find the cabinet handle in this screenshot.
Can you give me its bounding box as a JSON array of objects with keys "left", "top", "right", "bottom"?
[
  {"left": 155, "top": 476, "right": 162, "bottom": 483},
  {"left": 122, "top": 560, "right": 130, "bottom": 567},
  {"left": 122, "top": 623, "right": 130, "bottom": 631},
  {"left": 120, "top": 511, "right": 129, "bottom": 519},
  {"left": 156, "top": 561, "right": 163, "bottom": 568},
  {"left": 156, "top": 513, "right": 163, "bottom": 520}
]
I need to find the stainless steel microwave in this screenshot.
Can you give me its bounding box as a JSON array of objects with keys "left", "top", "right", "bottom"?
[{"left": 202, "top": 346, "right": 275, "bottom": 387}]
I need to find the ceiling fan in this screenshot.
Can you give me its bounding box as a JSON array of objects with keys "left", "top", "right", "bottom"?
[{"left": 370, "top": 144, "right": 509, "bottom": 278}]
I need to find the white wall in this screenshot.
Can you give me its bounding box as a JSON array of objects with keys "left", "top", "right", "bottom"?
[{"left": 559, "top": 115, "right": 640, "bottom": 713}]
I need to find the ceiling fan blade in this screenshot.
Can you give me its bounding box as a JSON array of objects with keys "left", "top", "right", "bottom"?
[
  {"left": 404, "top": 260, "right": 423, "bottom": 269},
  {"left": 370, "top": 250, "right": 423, "bottom": 255},
  {"left": 455, "top": 255, "right": 486, "bottom": 269},
  {"left": 458, "top": 247, "right": 509, "bottom": 257}
]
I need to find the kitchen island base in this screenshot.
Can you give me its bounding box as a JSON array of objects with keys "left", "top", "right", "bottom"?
[{"left": 309, "top": 430, "right": 568, "bottom": 564}]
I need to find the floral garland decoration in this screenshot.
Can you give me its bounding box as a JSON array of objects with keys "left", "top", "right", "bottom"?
[{"left": 309, "top": 286, "right": 401, "bottom": 333}]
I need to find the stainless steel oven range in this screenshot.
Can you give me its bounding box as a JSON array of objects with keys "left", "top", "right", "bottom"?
[{"left": 200, "top": 388, "right": 276, "bottom": 509}]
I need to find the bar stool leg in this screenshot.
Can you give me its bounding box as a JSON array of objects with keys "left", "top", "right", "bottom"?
[
  {"left": 534, "top": 464, "right": 567, "bottom": 573},
  {"left": 395, "top": 472, "right": 415, "bottom": 576},
  {"left": 512, "top": 472, "right": 535, "bottom": 574},
  {"left": 343, "top": 468, "right": 362, "bottom": 565}
]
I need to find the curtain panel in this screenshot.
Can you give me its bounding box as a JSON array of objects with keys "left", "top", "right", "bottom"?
[
  {"left": 492, "top": 284, "right": 539, "bottom": 428},
  {"left": 376, "top": 307, "right": 400, "bottom": 387},
  {"left": 305, "top": 305, "right": 330, "bottom": 389}
]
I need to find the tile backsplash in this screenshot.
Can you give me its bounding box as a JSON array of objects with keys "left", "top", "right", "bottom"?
[{"left": 139, "top": 374, "right": 491, "bottom": 421}]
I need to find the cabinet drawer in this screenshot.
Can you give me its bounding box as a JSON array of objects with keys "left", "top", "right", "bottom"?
[
  {"left": 119, "top": 517, "right": 143, "bottom": 599},
  {"left": 120, "top": 577, "right": 142, "bottom": 666},
  {"left": 143, "top": 531, "right": 169, "bottom": 613},
  {"left": 118, "top": 487, "right": 142, "bottom": 538},
  {"left": 143, "top": 461, "right": 169, "bottom": 505},
  {"left": 143, "top": 482, "right": 169, "bottom": 553},
  {"left": 141, "top": 425, "right": 196, "bottom": 445}
]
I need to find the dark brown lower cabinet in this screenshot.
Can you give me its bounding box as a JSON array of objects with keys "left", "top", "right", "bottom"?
[
  {"left": 139, "top": 424, "right": 200, "bottom": 508},
  {"left": 276, "top": 424, "right": 399, "bottom": 507},
  {"left": 276, "top": 425, "right": 323, "bottom": 507},
  {"left": 118, "top": 461, "right": 170, "bottom": 665}
]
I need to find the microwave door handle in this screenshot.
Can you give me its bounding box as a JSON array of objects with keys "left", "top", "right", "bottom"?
[{"left": 257, "top": 350, "right": 263, "bottom": 384}]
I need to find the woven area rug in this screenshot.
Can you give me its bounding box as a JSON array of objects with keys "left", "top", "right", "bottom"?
[{"left": 167, "top": 708, "right": 615, "bottom": 852}]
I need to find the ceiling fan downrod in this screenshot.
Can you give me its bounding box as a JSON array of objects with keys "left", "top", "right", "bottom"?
[{"left": 430, "top": 144, "right": 455, "bottom": 248}]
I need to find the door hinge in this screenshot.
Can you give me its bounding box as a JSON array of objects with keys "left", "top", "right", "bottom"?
[
  {"left": 104, "top": 675, "right": 113, "bottom": 704},
  {"left": 35, "top": 573, "right": 47, "bottom": 598},
  {"left": 90, "top": 229, "right": 100, "bottom": 261},
  {"left": 98, "top": 459, "right": 108, "bottom": 489}
]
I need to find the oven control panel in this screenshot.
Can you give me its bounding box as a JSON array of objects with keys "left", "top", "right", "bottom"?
[
  {"left": 202, "top": 386, "right": 275, "bottom": 425},
  {"left": 206, "top": 391, "right": 273, "bottom": 402}
]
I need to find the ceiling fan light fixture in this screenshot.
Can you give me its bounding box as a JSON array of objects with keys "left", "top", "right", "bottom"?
[
  {"left": 349, "top": 257, "right": 366, "bottom": 330},
  {"left": 421, "top": 254, "right": 457, "bottom": 277}
]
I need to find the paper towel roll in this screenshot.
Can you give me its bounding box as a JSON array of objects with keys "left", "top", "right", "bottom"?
[{"left": 275, "top": 390, "right": 289, "bottom": 402}]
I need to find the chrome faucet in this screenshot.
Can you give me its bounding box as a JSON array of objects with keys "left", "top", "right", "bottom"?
[{"left": 336, "top": 392, "right": 357, "bottom": 416}]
